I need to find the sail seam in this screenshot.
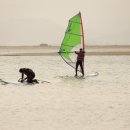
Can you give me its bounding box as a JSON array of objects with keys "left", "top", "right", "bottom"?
[
  {"left": 69, "top": 20, "right": 81, "bottom": 24},
  {"left": 62, "top": 44, "right": 75, "bottom": 47},
  {"left": 65, "top": 32, "right": 82, "bottom": 36}
]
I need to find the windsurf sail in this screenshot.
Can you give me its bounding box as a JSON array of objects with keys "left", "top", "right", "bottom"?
[{"left": 59, "top": 12, "right": 85, "bottom": 70}]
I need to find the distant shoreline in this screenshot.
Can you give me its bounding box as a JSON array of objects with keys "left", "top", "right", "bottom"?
[
  {"left": 0, "top": 45, "right": 130, "bottom": 48},
  {"left": 0, "top": 52, "right": 130, "bottom": 56},
  {"left": 0, "top": 45, "right": 130, "bottom": 56}
]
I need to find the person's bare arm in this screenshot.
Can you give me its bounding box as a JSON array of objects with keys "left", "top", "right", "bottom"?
[
  {"left": 75, "top": 51, "right": 79, "bottom": 54},
  {"left": 21, "top": 73, "right": 25, "bottom": 82}
]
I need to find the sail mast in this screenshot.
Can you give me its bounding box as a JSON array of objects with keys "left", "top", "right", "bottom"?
[{"left": 79, "top": 12, "right": 85, "bottom": 50}]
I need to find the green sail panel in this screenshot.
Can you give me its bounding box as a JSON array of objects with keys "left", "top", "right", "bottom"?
[{"left": 59, "top": 13, "right": 82, "bottom": 61}]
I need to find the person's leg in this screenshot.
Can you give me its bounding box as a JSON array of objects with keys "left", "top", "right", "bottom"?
[
  {"left": 27, "top": 78, "right": 32, "bottom": 83},
  {"left": 32, "top": 79, "right": 39, "bottom": 83},
  {"left": 79, "top": 61, "right": 84, "bottom": 76},
  {"left": 75, "top": 61, "right": 79, "bottom": 76},
  {"left": 27, "top": 75, "right": 35, "bottom": 83}
]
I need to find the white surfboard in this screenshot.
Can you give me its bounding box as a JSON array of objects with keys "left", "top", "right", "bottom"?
[{"left": 85, "top": 72, "right": 99, "bottom": 77}]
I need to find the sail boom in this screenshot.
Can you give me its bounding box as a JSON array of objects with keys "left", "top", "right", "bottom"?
[{"left": 59, "top": 54, "right": 82, "bottom": 72}]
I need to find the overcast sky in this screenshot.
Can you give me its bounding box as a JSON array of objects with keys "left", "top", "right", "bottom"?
[{"left": 0, "top": 0, "right": 130, "bottom": 45}]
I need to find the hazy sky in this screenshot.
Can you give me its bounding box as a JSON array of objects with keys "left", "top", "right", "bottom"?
[{"left": 0, "top": 0, "right": 130, "bottom": 45}]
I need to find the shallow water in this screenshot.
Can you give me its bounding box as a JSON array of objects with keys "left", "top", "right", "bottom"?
[{"left": 0, "top": 56, "right": 130, "bottom": 130}]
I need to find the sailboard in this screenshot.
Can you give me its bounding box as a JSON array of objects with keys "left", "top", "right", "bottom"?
[
  {"left": 0, "top": 79, "right": 50, "bottom": 86},
  {"left": 58, "top": 12, "right": 85, "bottom": 71}
]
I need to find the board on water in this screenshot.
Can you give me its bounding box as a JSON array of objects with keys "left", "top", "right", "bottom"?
[
  {"left": 0, "top": 79, "right": 21, "bottom": 85},
  {"left": 56, "top": 72, "right": 99, "bottom": 79},
  {"left": 85, "top": 72, "right": 99, "bottom": 77},
  {"left": 75, "top": 72, "right": 99, "bottom": 78},
  {"left": 0, "top": 79, "right": 50, "bottom": 86}
]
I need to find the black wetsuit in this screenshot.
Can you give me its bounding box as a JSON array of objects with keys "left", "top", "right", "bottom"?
[
  {"left": 76, "top": 60, "right": 84, "bottom": 76},
  {"left": 21, "top": 68, "right": 35, "bottom": 83}
]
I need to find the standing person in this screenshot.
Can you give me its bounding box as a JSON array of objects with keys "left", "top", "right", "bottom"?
[
  {"left": 19, "top": 68, "right": 38, "bottom": 83},
  {"left": 75, "top": 48, "right": 85, "bottom": 77}
]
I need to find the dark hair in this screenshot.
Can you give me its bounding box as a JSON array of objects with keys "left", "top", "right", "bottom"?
[
  {"left": 19, "top": 68, "right": 24, "bottom": 73},
  {"left": 80, "top": 48, "right": 83, "bottom": 51}
]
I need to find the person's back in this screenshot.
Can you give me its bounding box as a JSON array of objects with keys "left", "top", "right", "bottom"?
[
  {"left": 19, "top": 68, "right": 38, "bottom": 83},
  {"left": 23, "top": 68, "right": 35, "bottom": 77},
  {"left": 76, "top": 51, "right": 85, "bottom": 61}
]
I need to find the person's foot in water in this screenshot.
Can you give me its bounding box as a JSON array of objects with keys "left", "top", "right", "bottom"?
[
  {"left": 33, "top": 79, "right": 39, "bottom": 83},
  {"left": 27, "top": 79, "right": 39, "bottom": 84},
  {"left": 81, "top": 75, "right": 84, "bottom": 77},
  {"left": 75, "top": 74, "right": 77, "bottom": 77}
]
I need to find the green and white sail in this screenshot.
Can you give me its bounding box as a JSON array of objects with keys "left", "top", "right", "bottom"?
[{"left": 59, "top": 12, "right": 85, "bottom": 70}]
